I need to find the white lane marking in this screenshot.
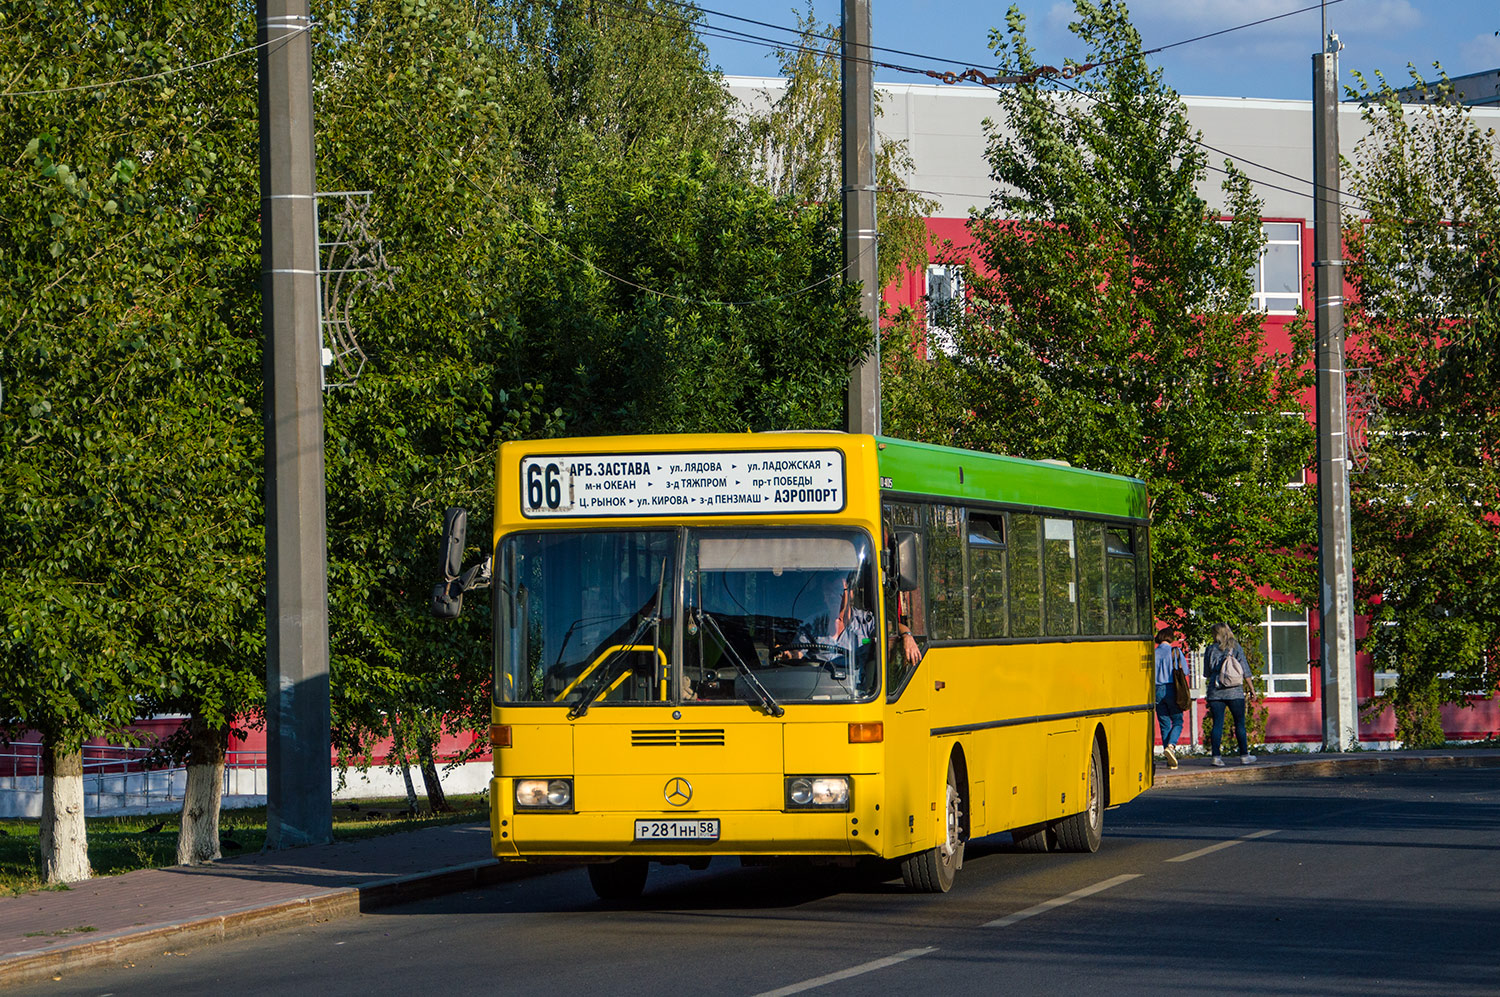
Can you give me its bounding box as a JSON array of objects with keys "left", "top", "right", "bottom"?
[
  {"left": 752, "top": 947, "right": 938, "bottom": 997},
  {"left": 1166, "top": 828, "right": 1279, "bottom": 863},
  {"left": 981, "top": 873, "right": 1141, "bottom": 929}
]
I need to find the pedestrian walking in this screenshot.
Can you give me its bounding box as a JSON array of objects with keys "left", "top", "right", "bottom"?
[
  {"left": 1204, "top": 622, "right": 1256, "bottom": 766},
  {"left": 1154, "top": 628, "right": 1188, "bottom": 768}
]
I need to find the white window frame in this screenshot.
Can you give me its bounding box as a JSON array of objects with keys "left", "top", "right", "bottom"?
[
  {"left": 1260, "top": 605, "right": 1311, "bottom": 696},
  {"left": 925, "top": 263, "right": 964, "bottom": 356},
  {"left": 1253, "top": 222, "right": 1303, "bottom": 315}
]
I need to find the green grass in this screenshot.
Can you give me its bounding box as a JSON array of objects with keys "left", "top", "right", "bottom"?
[{"left": 0, "top": 794, "right": 489, "bottom": 896}]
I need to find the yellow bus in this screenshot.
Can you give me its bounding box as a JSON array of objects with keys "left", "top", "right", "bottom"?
[{"left": 434, "top": 432, "right": 1154, "bottom": 897}]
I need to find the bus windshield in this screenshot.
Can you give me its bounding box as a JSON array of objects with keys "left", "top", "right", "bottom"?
[{"left": 496, "top": 527, "right": 879, "bottom": 706}]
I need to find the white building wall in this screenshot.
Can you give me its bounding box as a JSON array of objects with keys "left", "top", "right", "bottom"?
[{"left": 726, "top": 76, "right": 1500, "bottom": 222}]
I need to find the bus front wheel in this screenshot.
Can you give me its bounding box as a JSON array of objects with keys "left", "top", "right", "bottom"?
[
  {"left": 587, "top": 858, "right": 649, "bottom": 901},
  {"left": 1052, "top": 740, "right": 1104, "bottom": 853},
  {"left": 901, "top": 759, "right": 964, "bottom": 893}
]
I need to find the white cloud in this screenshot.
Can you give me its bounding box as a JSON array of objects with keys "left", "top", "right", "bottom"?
[{"left": 1457, "top": 29, "right": 1500, "bottom": 70}]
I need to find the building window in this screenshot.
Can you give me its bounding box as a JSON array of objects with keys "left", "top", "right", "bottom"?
[
  {"left": 925, "top": 263, "right": 964, "bottom": 354},
  {"left": 1260, "top": 606, "right": 1311, "bottom": 695},
  {"left": 1254, "top": 222, "right": 1303, "bottom": 314}
]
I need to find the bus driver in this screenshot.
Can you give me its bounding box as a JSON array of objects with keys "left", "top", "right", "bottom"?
[{"left": 778, "top": 572, "right": 919, "bottom": 668}]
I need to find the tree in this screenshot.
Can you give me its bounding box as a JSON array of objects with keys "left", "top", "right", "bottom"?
[
  {"left": 738, "top": 2, "right": 938, "bottom": 290},
  {"left": 0, "top": 0, "right": 265, "bottom": 876},
  {"left": 1342, "top": 69, "right": 1500, "bottom": 745},
  {"left": 312, "top": 0, "right": 869, "bottom": 790},
  {"left": 883, "top": 0, "right": 1318, "bottom": 652}
]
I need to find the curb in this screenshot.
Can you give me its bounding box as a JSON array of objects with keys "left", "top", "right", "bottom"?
[
  {"left": 0, "top": 858, "right": 560, "bottom": 990},
  {"left": 1153, "top": 751, "right": 1500, "bottom": 789}
]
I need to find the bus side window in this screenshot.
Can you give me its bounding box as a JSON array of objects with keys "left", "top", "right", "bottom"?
[
  {"left": 1008, "top": 514, "right": 1043, "bottom": 637},
  {"left": 926, "top": 504, "right": 966, "bottom": 639},
  {"left": 1134, "top": 525, "right": 1151, "bottom": 635},
  {"left": 1106, "top": 527, "right": 1137, "bottom": 636},
  {"left": 1077, "top": 519, "right": 1108, "bottom": 636},
  {"left": 1043, "top": 517, "right": 1079, "bottom": 636},
  {"left": 967, "top": 511, "right": 1007, "bottom": 638}
]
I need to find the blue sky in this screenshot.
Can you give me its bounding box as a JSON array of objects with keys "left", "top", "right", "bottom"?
[{"left": 696, "top": 0, "right": 1500, "bottom": 101}]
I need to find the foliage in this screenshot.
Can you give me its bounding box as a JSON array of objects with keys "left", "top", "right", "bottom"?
[
  {"left": 882, "top": 0, "right": 1318, "bottom": 648},
  {"left": 0, "top": 1, "right": 265, "bottom": 756},
  {"left": 737, "top": 1, "right": 939, "bottom": 290},
  {"left": 0, "top": 0, "right": 884, "bottom": 825},
  {"left": 1342, "top": 68, "right": 1500, "bottom": 727},
  {"left": 503, "top": 148, "right": 866, "bottom": 436}
]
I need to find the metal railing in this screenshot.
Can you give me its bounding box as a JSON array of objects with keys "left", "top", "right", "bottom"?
[{"left": 0, "top": 743, "right": 268, "bottom": 816}]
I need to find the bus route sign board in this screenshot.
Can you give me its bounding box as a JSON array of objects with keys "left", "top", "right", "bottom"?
[{"left": 519, "top": 449, "right": 846, "bottom": 518}]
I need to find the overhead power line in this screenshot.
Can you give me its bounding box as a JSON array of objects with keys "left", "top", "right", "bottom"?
[{"left": 1, "top": 23, "right": 307, "bottom": 98}]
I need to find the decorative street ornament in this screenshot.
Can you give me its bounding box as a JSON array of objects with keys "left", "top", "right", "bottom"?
[
  {"left": 1347, "top": 367, "right": 1381, "bottom": 474},
  {"left": 316, "top": 191, "right": 397, "bottom": 389}
]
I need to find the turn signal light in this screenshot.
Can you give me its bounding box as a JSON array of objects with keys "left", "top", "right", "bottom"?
[
  {"left": 491, "top": 724, "right": 512, "bottom": 748},
  {"left": 848, "top": 722, "right": 884, "bottom": 743}
]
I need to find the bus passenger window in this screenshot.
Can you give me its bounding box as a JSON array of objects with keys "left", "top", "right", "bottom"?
[
  {"left": 967, "top": 512, "right": 1007, "bottom": 639},
  {"left": 1106, "top": 527, "right": 1137, "bottom": 636},
  {"left": 1043, "top": 518, "right": 1079, "bottom": 636},
  {"left": 926, "top": 504, "right": 966, "bottom": 640},
  {"left": 1008, "top": 514, "right": 1043, "bottom": 638},
  {"left": 1134, "top": 529, "right": 1151, "bottom": 635},
  {"left": 1077, "top": 520, "right": 1107, "bottom": 636}
]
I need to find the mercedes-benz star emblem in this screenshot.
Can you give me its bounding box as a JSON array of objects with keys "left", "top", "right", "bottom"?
[{"left": 664, "top": 777, "right": 693, "bottom": 807}]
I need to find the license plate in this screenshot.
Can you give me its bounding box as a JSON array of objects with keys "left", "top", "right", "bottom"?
[{"left": 634, "top": 818, "right": 720, "bottom": 842}]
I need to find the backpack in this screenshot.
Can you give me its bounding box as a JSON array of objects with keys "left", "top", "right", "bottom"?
[{"left": 1217, "top": 651, "right": 1245, "bottom": 689}]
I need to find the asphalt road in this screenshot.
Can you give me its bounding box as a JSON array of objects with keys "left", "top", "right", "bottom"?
[{"left": 22, "top": 768, "right": 1500, "bottom": 997}]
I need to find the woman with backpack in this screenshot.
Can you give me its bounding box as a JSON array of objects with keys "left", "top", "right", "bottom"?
[{"left": 1205, "top": 622, "right": 1256, "bottom": 766}]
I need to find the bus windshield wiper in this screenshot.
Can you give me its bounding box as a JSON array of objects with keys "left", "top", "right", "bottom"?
[
  {"left": 567, "top": 611, "right": 658, "bottom": 720},
  {"left": 697, "top": 609, "right": 785, "bottom": 718}
]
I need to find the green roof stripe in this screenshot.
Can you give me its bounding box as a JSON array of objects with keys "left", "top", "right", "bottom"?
[{"left": 874, "top": 437, "right": 1148, "bottom": 522}]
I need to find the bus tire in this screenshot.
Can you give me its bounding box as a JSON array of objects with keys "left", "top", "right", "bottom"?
[
  {"left": 1010, "top": 824, "right": 1051, "bottom": 852},
  {"left": 1053, "top": 739, "right": 1104, "bottom": 853},
  {"left": 901, "top": 758, "right": 964, "bottom": 893},
  {"left": 587, "top": 858, "right": 649, "bottom": 901}
]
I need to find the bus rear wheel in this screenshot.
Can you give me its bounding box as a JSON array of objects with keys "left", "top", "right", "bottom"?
[
  {"left": 1053, "top": 740, "right": 1104, "bottom": 853},
  {"left": 901, "top": 759, "right": 964, "bottom": 893},
  {"left": 587, "top": 858, "right": 649, "bottom": 901}
]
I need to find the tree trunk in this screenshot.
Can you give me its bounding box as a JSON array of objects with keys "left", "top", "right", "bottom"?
[
  {"left": 177, "top": 720, "right": 226, "bottom": 865},
  {"left": 39, "top": 737, "right": 91, "bottom": 884},
  {"left": 392, "top": 720, "right": 419, "bottom": 815},
  {"left": 416, "top": 729, "right": 450, "bottom": 813}
]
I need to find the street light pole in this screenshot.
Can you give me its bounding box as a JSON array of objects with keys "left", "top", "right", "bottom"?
[
  {"left": 1313, "top": 31, "right": 1358, "bottom": 752},
  {"left": 841, "top": 0, "right": 880, "bottom": 435},
  {"left": 257, "top": 0, "right": 333, "bottom": 845}
]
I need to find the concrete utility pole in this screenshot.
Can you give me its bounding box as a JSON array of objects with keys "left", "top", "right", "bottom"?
[
  {"left": 257, "top": 0, "right": 333, "bottom": 846},
  {"left": 1313, "top": 32, "right": 1359, "bottom": 752},
  {"left": 841, "top": 0, "right": 880, "bottom": 435}
]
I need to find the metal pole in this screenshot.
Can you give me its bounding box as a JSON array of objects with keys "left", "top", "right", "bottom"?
[
  {"left": 841, "top": 0, "right": 880, "bottom": 435},
  {"left": 258, "top": 0, "right": 333, "bottom": 846},
  {"left": 1313, "top": 34, "right": 1358, "bottom": 752}
]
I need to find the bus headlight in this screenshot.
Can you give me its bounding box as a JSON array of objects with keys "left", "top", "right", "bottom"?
[
  {"left": 785, "top": 776, "right": 851, "bottom": 811},
  {"left": 515, "top": 778, "right": 573, "bottom": 810}
]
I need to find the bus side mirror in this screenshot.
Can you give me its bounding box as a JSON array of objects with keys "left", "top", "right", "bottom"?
[
  {"left": 433, "top": 507, "right": 486, "bottom": 619},
  {"left": 894, "top": 530, "right": 920, "bottom": 593},
  {"left": 440, "top": 508, "right": 467, "bottom": 579}
]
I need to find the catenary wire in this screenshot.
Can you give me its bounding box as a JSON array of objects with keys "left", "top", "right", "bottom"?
[{"left": 0, "top": 23, "right": 308, "bottom": 97}]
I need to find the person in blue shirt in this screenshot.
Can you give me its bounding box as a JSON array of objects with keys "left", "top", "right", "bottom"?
[{"left": 1154, "top": 628, "right": 1187, "bottom": 769}]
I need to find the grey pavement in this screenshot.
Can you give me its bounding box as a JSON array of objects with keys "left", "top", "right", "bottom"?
[{"left": 3, "top": 748, "right": 1498, "bottom": 988}]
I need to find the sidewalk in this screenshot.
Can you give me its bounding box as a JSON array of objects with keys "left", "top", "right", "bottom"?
[
  {"left": 1152, "top": 745, "right": 1500, "bottom": 788},
  {"left": 0, "top": 821, "right": 559, "bottom": 989},
  {"left": 3, "top": 749, "right": 1498, "bottom": 988}
]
